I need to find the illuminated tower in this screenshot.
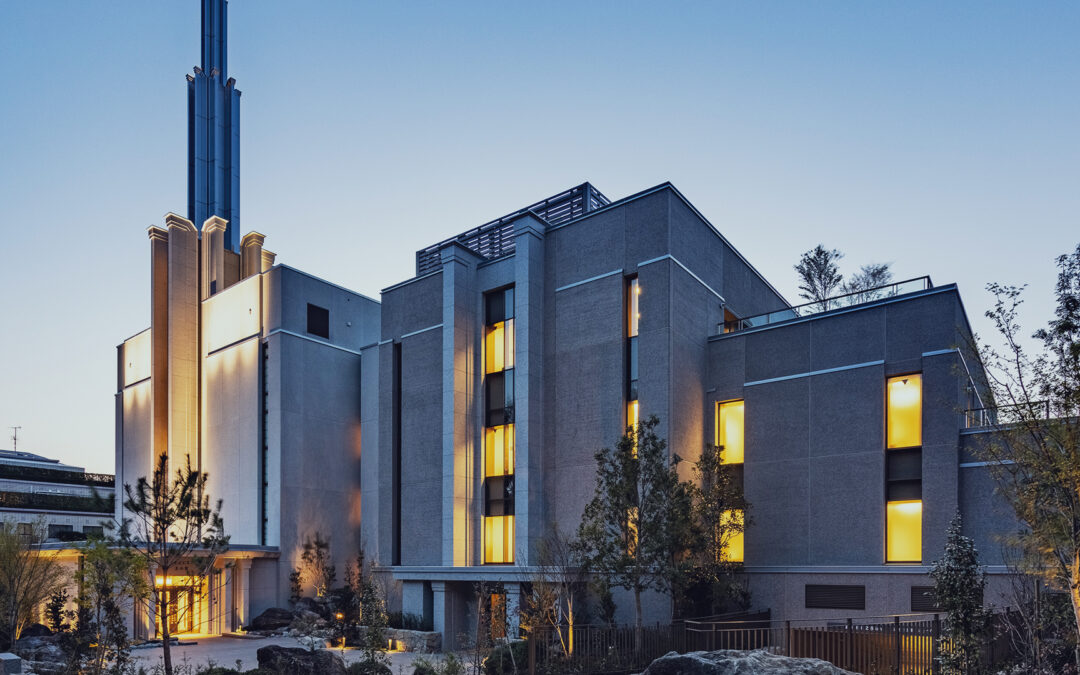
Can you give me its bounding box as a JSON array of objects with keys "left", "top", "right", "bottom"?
[{"left": 187, "top": 0, "right": 241, "bottom": 251}]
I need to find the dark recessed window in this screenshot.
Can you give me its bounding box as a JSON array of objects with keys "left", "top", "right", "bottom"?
[
  {"left": 805, "top": 584, "right": 866, "bottom": 610},
  {"left": 307, "top": 303, "right": 330, "bottom": 339}
]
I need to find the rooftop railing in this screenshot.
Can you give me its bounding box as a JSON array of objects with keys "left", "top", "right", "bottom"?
[
  {"left": 415, "top": 183, "right": 610, "bottom": 275},
  {"left": 964, "top": 400, "right": 1052, "bottom": 429},
  {"left": 721, "top": 276, "right": 933, "bottom": 334}
]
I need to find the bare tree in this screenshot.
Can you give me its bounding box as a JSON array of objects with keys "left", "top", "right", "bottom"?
[
  {"left": 795, "top": 245, "right": 844, "bottom": 310},
  {"left": 0, "top": 519, "right": 65, "bottom": 647},
  {"left": 973, "top": 243, "right": 1080, "bottom": 670},
  {"left": 521, "top": 525, "right": 584, "bottom": 657},
  {"left": 119, "top": 454, "right": 228, "bottom": 675}
]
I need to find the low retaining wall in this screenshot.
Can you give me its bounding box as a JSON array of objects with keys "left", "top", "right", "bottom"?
[{"left": 358, "top": 627, "right": 441, "bottom": 653}]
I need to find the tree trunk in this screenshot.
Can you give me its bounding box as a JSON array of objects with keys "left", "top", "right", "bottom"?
[
  {"left": 159, "top": 588, "right": 173, "bottom": 675},
  {"left": 1070, "top": 554, "right": 1080, "bottom": 674},
  {"left": 634, "top": 586, "right": 643, "bottom": 653}
]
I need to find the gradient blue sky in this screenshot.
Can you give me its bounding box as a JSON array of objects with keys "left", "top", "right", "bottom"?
[{"left": 1, "top": 2, "right": 1077, "bottom": 472}]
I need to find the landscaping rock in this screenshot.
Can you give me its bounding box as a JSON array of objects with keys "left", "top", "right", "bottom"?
[
  {"left": 294, "top": 596, "right": 327, "bottom": 617},
  {"left": 0, "top": 652, "right": 21, "bottom": 675},
  {"left": 247, "top": 607, "right": 294, "bottom": 631},
  {"left": 12, "top": 635, "right": 64, "bottom": 673},
  {"left": 256, "top": 645, "right": 347, "bottom": 675},
  {"left": 642, "top": 649, "right": 858, "bottom": 675},
  {"left": 354, "top": 627, "right": 441, "bottom": 653},
  {"left": 19, "top": 625, "right": 51, "bottom": 639}
]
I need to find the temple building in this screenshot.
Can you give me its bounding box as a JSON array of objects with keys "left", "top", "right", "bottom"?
[{"left": 105, "top": 0, "right": 1018, "bottom": 647}]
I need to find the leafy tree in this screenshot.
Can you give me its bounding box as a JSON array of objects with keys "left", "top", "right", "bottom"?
[
  {"left": 120, "top": 453, "right": 228, "bottom": 675},
  {"left": 575, "top": 415, "right": 694, "bottom": 645},
  {"left": 70, "top": 537, "right": 150, "bottom": 675},
  {"left": 356, "top": 553, "right": 390, "bottom": 672},
  {"left": 0, "top": 519, "right": 65, "bottom": 647},
  {"left": 930, "top": 513, "right": 990, "bottom": 675},
  {"left": 842, "top": 262, "right": 894, "bottom": 296},
  {"left": 974, "top": 243, "right": 1080, "bottom": 669},
  {"left": 795, "top": 245, "right": 844, "bottom": 310},
  {"left": 685, "top": 444, "right": 751, "bottom": 616}
]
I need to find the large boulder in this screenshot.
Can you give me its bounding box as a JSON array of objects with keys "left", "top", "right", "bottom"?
[
  {"left": 642, "top": 649, "right": 858, "bottom": 675},
  {"left": 12, "top": 636, "right": 64, "bottom": 675},
  {"left": 19, "top": 624, "right": 51, "bottom": 639},
  {"left": 247, "top": 607, "right": 294, "bottom": 631},
  {"left": 256, "top": 645, "right": 347, "bottom": 675}
]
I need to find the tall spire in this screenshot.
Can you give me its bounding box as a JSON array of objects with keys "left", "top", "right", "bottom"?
[
  {"left": 201, "top": 0, "right": 228, "bottom": 79},
  {"left": 188, "top": 0, "right": 241, "bottom": 252}
]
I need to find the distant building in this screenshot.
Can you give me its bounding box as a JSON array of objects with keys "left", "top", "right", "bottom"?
[{"left": 0, "top": 449, "right": 113, "bottom": 541}]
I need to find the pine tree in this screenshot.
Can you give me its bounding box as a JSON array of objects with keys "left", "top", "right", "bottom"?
[{"left": 930, "top": 513, "right": 990, "bottom": 675}]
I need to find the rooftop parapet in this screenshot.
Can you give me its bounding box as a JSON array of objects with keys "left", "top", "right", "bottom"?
[
  {"left": 415, "top": 182, "right": 610, "bottom": 275},
  {"left": 720, "top": 276, "right": 934, "bottom": 335}
]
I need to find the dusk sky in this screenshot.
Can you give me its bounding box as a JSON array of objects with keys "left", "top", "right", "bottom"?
[{"left": 1, "top": 1, "right": 1077, "bottom": 473}]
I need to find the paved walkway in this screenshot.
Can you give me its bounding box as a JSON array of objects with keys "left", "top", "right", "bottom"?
[{"left": 130, "top": 635, "right": 449, "bottom": 672}]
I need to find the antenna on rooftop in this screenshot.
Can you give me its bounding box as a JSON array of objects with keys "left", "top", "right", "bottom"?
[{"left": 10, "top": 426, "right": 21, "bottom": 452}]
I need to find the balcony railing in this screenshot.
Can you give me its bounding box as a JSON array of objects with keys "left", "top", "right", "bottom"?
[
  {"left": 721, "top": 276, "right": 933, "bottom": 334},
  {"left": 0, "top": 465, "right": 114, "bottom": 488},
  {"left": 964, "top": 401, "right": 1051, "bottom": 429},
  {"left": 0, "top": 491, "right": 114, "bottom": 514}
]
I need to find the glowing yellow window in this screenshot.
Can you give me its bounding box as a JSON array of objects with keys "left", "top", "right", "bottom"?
[
  {"left": 485, "top": 319, "right": 515, "bottom": 374},
  {"left": 627, "top": 278, "right": 640, "bottom": 337},
  {"left": 886, "top": 500, "right": 922, "bottom": 562},
  {"left": 484, "top": 515, "right": 515, "bottom": 564},
  {"left": 715, "top": 400, "right": 745, "bottom": 464},
  {"left": 887, "top": 374, "right": 922, "bottom": 448},
  {"left": 721, "top": 509, "right": 744, "bottom": 563},
  {"left": 484, "top": 425, "right": 515, "bottom": 478}
]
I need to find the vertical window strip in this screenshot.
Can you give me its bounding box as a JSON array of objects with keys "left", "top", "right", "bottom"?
[
  {"left": 483, "top": 287, "right": 515, "bottom": 564},
  {"left": 885, "top": 373, "right": 923, "bottom": 563}
]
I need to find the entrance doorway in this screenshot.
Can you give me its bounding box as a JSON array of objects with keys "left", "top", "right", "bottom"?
[{"left": 154, "top": 576, "right": 202, "bottom": 636}]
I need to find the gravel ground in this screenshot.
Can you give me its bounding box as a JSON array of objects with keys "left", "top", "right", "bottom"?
[{"left": 129, "top": 635, "right": 459, "bottom": 673}]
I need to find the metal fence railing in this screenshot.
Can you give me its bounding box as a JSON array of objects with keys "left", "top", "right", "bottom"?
[
  {"left": 721, "top": 277, "right": 933, "bottom": 334},
  {"left": 525, "top": 611, "right": 1017, "bottom": 675}
]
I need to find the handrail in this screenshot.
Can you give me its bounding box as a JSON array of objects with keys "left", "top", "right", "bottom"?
[
  {"left": 964, "top": 400, "right": 1052, "bottom": 428},
  {"left": 721, "top": 276, "right": 933, "bottom": 334}
]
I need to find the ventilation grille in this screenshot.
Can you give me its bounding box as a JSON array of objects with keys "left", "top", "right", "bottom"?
[
  {"left": 415, "top": 183, "right": 610, "bottom": 275},
  {"left": 910, "top": 586, "right": 941, "bottom": 613},
  {"left": 805, "top": 584, "right": 866, "bottom": 610}
]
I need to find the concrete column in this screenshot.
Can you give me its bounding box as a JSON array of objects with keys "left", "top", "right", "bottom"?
[
  {"left": 511, "top": 215, "right": 546, "bottom": 565},
  {"left": 234, "top": 559, "right": 252, "bottom": 630},
  {"left": 260, "top": 249, "right": 277, "bottom": 273},
  {"left": 223, "top": 564, "right": 235, "bottom": 632},
  {"left": 431, "top": 581, "right": 461, "bottom": 650},
  {"left": 147, "top": 227, "right": 170, "bottom": 465},
  {"left": 402, "top": 580, "right": 426, "bottom": 621},
  {"left": 165, "top": 214, "right": 200, "bottom": 471},
  {"left": 240, "top": 231, "right": 266, "bottom": 279},
  {"left": 201, "top": 215, "right": 227, "bottom": 299},
  {"left": 440, "top": 243, "right": 481, "bottom": 567}
]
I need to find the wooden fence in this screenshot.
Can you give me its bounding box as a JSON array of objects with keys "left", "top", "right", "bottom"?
[{"left": 526, "top": 612, "right": 1016, "bottom": 675}]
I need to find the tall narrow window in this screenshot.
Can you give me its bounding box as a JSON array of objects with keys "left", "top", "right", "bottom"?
[
  {"left": 484, "top": 287, "right": 515, "bottom": 564},
  {"left": 721, "top": 509, "right": 744, "bottom": 563},
  {"left": 715, "top": 400, "right": 746, "bottom": 563},
  {"left": 887, "top": 374, "right": 922, "bottom": 449},
  {"left": 715, "top": 400, "right": 745, "bottom": 465},
  {"left": 886, "top": 374, "right": 922, "bottom": 562},
  {"left": 626, "top": 277, "right": 640, "bottom": 431}
]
